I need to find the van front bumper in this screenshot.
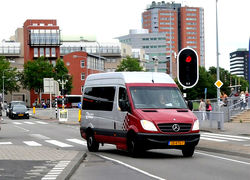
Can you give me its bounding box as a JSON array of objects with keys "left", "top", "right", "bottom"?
[{"left": 135, "top": 133, "right": 200, "bottom": 150}]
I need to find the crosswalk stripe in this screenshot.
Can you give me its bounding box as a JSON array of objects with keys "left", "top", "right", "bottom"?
[
  {"left": 23, "top": 122, "right": 35, "bottom": 124},
  {"left": 200, "top": 137, "right": 227, "bottom": 142},
  {"left": 12, "top": 122, "right": 22, "bottom": 125},
  {"left": 45, "top": 140, "right": 73, "bottom": 147},
  {"left": 36, "top": 121, "right": 48, "bottom": 124},
  {"left": 203, "top": 132, "right": 250, "bottom": 140},
  {"left": 23, "top": 141, "right": 42, "bottom": 146},
  {"left": 67, "top": 139, "right": 87, "bottom": 146},
  {"left": 201, "top": 134, "right": 245, "bottom": 142},
  {"left": 0, "top": 142, "right": 13, "bottom": 145}
]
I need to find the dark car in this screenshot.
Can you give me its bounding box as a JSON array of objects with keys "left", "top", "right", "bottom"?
[
  {"left": 6, "top": 101, "right": 26, "bottom": 117},
  {"left": 9, "top": 105, "right": 29, "bottom": 119}
]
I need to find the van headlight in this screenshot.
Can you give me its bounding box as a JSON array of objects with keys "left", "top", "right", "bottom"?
[
  {"left": 192, "top": 120, "right": 199, "bottom": 131},
  {"left": 140, "top": 120, "right": 158, "bottom": 131}
]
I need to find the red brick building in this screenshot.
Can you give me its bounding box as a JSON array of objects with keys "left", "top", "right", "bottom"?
[{"left": 63, "top": 51, "right": 105, "bottom": 95}]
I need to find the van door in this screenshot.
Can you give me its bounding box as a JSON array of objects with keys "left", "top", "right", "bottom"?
[{"left": 115, "top": 86, "right": 131, "bottom": 131}]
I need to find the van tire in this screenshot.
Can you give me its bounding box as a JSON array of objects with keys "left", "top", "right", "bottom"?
[
  {"left": 127, "top": 132, "right": 140, "bottom": 157},
  {"left": 87, "top": 133, "right": 99, "bottom": 152},
  {"left": 182, "top": 146, "right": 195, "bottom": 157}
]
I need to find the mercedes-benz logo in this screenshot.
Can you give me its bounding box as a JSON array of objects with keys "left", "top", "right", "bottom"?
[{"left": 172, "top": 124, "right": 180, "bottom": 132}]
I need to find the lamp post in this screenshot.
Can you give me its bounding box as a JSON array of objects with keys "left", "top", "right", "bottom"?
[
  {"left": 216, "top": 0, "right": 220, "bottom": 110},
  {"left": 58, "top": 75, "right": 68, "bottom": 109},
  {"left": 2, "top": 69, "right": 8, "bottom": 112},
  {"left": 152, "top": 56, "right": 159, "bottom": 72}
]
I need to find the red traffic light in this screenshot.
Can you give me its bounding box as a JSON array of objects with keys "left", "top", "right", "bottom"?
[{"left": 185, "top": 56, "right": 192, "bottom": 63}]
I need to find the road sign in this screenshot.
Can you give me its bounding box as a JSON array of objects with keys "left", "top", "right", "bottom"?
[{"left": 214, "top": 80, "right": 223, "bottom": 88}]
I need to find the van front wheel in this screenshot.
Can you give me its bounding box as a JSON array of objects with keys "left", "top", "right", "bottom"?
[
  {"left": 182, "top": 146, "right": 195, "bottom": 157},
  {"left": 127, "top": 133, "right": 140, "bottom": 157},
  {"left": 87, "top": 133, "right": 99, "bottom": 152}
]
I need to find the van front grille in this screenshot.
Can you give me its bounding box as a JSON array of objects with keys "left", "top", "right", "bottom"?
[{"left": 157, "top": 123, "right": 192, "bottom": 133}]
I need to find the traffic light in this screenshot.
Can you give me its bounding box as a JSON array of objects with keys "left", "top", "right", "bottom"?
[{"left": 177, "top": 48, "right": 199, "bottom": 88}]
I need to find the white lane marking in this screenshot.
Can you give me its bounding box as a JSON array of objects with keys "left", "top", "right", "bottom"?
[
  {"left": 29, "top": 134, "right": 50, "bottom": 140},
  {"left": 67, "top": 139, "right": 87, "bottom": 146},
  {"left": 201, "top": 134, "right": 245, "bottom": 142},
  {"left": 41, "top": 161, "right": 70, "bottom": 180},
  {"left": 23, "top": 141, "right": 42, "bottom": 146},
  {"left": 45, "top": 140, "right": 73, "bottom": 147},
  {"left": 196, "top": 151, "right": 250, "bottom": 165},
  {"left": 244, "top": 144, "right": 250, "bottom": 147},
  {"left": 97, "top": 154, "right": 166, "bottom": 180},
  {"left": 0, "top": 142, "right": 12, "bottom": 145},
  {"left": 12, "top": 122, "right": 22, "bottom": 125},
  {"left": 36, "top": 121, "right": 48, "bottom": 124},
  {"left": 14, "top": 125, "right": 29, "bottom": 132},
  {"left": 202, "top": 133, "right": 250, "bottom": 140},
  {"left": 200, "top": 137, "right": 227, "bottom": 142},
  {"left": 24, "top": 122, "right": 35, "bottom": 125}
]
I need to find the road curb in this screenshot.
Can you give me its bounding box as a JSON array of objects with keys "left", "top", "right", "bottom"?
[
  {"left": 58, "top": 151, "right": 87, "bottom": 180},
  {"left": 196, "top": 146, "right": 250, "bottom": 159}
]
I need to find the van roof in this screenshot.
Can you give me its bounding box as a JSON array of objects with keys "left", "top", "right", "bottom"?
[{"left": 85, "top": 72, "right": 176, "bottom": 86}]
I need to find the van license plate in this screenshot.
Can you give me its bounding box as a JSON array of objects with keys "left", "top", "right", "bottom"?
[
  {"left": 18, "top": 114, "right": 24, "bottom": 116},
  {"left": 168, "top": 141, "right": 185, "bottom": 146}
]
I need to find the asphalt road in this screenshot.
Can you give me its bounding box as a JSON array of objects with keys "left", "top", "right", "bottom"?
[{"left": 0, "top": 115, "right": 250, "bottom": 180}]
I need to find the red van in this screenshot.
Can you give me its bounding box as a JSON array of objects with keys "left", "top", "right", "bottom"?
[{"left": 80, "top": 72, "right": 200, "bottom": 157}]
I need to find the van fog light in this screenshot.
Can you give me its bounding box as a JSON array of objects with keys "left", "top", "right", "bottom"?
[
  {"left": 140, "top": 120, "right": 158, "bottom": 131},
  {"left": 192, "top": 120, "right": 199, "bottom": 131}
]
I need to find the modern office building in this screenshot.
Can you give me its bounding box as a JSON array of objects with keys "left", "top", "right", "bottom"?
[
  {"left": 230, "top": 49, "right": 249, "bottom": 81},
  {"left": 117, "top": 1, "right": 205, "bottom": 78}
]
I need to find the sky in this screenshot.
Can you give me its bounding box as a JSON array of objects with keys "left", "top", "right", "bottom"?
[{"left": 0, "top": 0, "right": 249, "bottom": 71}]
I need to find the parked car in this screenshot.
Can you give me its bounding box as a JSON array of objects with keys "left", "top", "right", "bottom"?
[
  {"left": 6, "top": 101, "right": 26, "bottom": 117},
  {"left": 9, "top": 105, "right": 29, "bottom": 119}
]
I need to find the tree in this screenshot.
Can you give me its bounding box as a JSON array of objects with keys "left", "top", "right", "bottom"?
[
  {"left": 116, "top": 56, "right": 144, "bottom": 72},
  {"left": 0, "top": 56, "right": 20, "bottom": 95},
  {"left": 54, "top": 59, "right": 73, "bottom": 95},
  {"left": 21, "top": 57, "right": 54, "bottom": 102}
]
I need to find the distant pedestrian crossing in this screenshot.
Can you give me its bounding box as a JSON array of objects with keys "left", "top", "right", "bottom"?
[
  {"left": 0, "top": 138, "right": 88, "bottom": 148},
  {"left": 12, "top": 121, "right": 49, "bottom": 125},
  {"left": 201, "top": 132, "right": 250, "bottom": 142},
  {"left": 0, "top": 138, "right": 114, "bottom": 148}
]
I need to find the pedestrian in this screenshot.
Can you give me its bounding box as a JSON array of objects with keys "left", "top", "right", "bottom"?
[
  {"left": 206, "top": 99, "right": 212, "bottom": 120},
  {"left": 187, "top": 100, "right": 193, "bottom": 111},
  {"left": 245, "top": 91, "right": 249, "bottom": 109},
  {"left": 199, "top": 98, "right": 206, "bottom": 120},
  {"left": 240, "top": 91, "right": 246, "bottom": 110}
]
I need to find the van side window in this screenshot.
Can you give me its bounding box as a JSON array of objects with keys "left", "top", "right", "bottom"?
[
  {"left": 118, "top": 87, "right": 130, "bottom": 112},
  {"left": 82, "top": 86, "right": 115, "bottom": 111}
]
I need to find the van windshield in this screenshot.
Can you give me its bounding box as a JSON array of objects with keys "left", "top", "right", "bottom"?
[{"left": 130, "top": 86, "right": 187, "bottom": 109}]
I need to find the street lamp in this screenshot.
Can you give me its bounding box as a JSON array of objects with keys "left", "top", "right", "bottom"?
[
  {"left": 216, "top": 0, "right": 220, "bottom": 110},
  {"left": 2, "top": 69, "right": 8, "bottom": 112},
  {"left": 152, "top": 56, "right": 159, "bottom": 72},
  {"left": 58, "top": 75, "right": 68, "bottom": 109}
]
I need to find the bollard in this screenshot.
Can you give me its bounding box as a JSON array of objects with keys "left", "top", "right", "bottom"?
[
  {"left": 78, "top": 109, "right": 81, "bottom": 122},
  {"left": 33, "top": 107, "right": 36, "bottom": 114}
]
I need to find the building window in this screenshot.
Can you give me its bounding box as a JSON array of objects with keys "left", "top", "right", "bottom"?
[
  {"left": 40, "top": 48, "right": 44, "bottom": 57},
  {"left": 81, "top": 86, "right": 84, "bottom": 93},
  {"left": 81, "top": 60, "right": 85, "bottom": 68},
  {"left": 34, "top": 48, "right": 38, "bottom": 57},
  {"left": 46, "top": 48, "right": 50, "bottom": 57},
  {"left": 51, "top": 48, "right": 56, "bottom": 57},
  {"left": 81, "top": 73, "right": 85, "bottom": 80}
]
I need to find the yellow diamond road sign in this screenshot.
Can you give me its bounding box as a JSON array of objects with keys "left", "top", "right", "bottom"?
[{"left": 215, "top": 80, "right": 223, "bottom": 88}]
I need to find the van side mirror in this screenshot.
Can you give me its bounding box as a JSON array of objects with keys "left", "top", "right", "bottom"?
[{"left": 119, "top": 100, "right": 131, "bottom": 112}]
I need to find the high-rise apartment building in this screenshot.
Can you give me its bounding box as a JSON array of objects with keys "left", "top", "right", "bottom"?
[
  {"left": 230, "top": 49, "right": 249, "bottom": 81},
  {"left": 119, "top": 1, "right": 205, "bottom": 78}
]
